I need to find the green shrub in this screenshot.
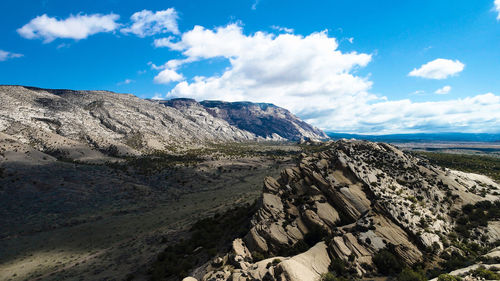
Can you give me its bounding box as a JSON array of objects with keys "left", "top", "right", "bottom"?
[
  {"left": 397, "top": 268, "right": 426, "bottom": 281},
  {"left": 321, "top": 272, "right": 336, "bottom": 281},
  {"left": 373, "top": 249, "right": 403, "bottom": 275},
  {"left": 252, "top": 251, "right": 266, "bottom": 262},
  {"left": 329, "top": 258, "right": 348, "bottom": 277},
  {"left": 437, "top": 274, "right": 461, "bottom": 281},
  {"left": 471, "top": 266, "right": 500, "bottom": 280},
  {"left": 320, "top": 272, "right": 349, "bottom": 281}
]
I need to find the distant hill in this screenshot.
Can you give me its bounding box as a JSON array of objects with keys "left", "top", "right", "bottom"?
[{"left": 327, "top": 132, "right": 500, "bottom": 143}]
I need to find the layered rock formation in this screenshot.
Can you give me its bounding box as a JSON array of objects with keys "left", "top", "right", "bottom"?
[
  {"left": 161, "top": 99, "right": 326, "bottom": 141},
  {"left": 199, "top": 100, "right": 327, "bottom": 141},
  {"left": 186, "top": 140, "right": 500, "bottom": 280},
  {"left": 0, "top": 86, "right": 325, "bottom": 161}
]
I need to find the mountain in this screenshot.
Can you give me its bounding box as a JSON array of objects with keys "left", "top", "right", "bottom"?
[
  {"left": 161, "top": 99, "right": 327, "bottom": 141},
  {"left": 0, "top": 85, "right": 325, "bottom": 162},
  {"left": 199, "top": 100, "right": 327, "bottom": 141},
  {"left": 184, "top": 139, "right": 500, "bottom": 281}
]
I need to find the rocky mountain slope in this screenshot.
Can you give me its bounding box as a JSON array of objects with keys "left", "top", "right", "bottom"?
[
  {"left": 199, "top": 100, "right": 327, "bottom": 141},
  {"left": 161, "top": 99, "right": 326, "bottom": 141},
  {"left": 0, "top": 85, "right": 325, "bottom": 162},
  {"left": 185, "top": 140, "right": 500, "bottom": 281}
]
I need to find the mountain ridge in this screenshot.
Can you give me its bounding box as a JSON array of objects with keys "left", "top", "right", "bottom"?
[
  {"left": 0, "top": 85, "right": 326, "bottom": 162},
  {"left": 162, "top": 98, "right": 327, "bottom": 141}
]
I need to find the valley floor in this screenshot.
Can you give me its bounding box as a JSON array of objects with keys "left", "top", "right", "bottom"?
[{"left": 0, "top": 143, "right": 299, "bottom": 281}]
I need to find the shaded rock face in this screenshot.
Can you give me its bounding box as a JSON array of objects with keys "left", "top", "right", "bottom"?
[
  {"left": 188, "top": 140, "right": 500, "bottom": 280},
  {"left": 163, "top": 99, "right": 327, "bottom": 141},
  {"left": 0, "top": 86, "right": 325, "bottom": 161}
]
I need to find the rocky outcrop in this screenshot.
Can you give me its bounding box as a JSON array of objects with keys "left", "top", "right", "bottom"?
[
  {"left": 186, "top": 139, "right": 500, "bottom": 280},
  {"left": 163, "top": 99, "right": 327, "bottom": 141},
  {"left": 0, "top": 86, "right": 326, "bottom": 161}
]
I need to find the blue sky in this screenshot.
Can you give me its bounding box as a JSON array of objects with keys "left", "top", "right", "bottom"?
[{"left": 1, "top": 0, "right": 500, "bottom": 134}]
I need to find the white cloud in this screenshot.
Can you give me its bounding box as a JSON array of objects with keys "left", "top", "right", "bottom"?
[
  {"left": 118, "top": 79, "right": 134, "bottom": 85},
  {"left": 323, "top": 93, "right": 500, "bottom": 134},
  {"left": 435, "top": 85, "right": 451, "bottom": 95},
  {"left": 17, "top": 13, "right": 120, "bottom": 43},
  {"left": 121, "top": 8, "right": 179, "bottom": 37},
  {"left": 409, "top": 58, "right": 465, "bottom": 80},
  {"left": 0, "top": 50, "right": 23, "bottom": 61},
  {"left": 154, "top": 68, "right": 184, "bottom": 84},
  {"left": 271, "top": 25, "right": 294, "bottom": 33},
  {"left": 495, "top": 0, "right": 500, "bottom": 20},
  {"left": 152, "top": 23, "right": 500, "bottom": 134},
  {"left": 155, "top": 24, "right": 373, "bottom": 114}
]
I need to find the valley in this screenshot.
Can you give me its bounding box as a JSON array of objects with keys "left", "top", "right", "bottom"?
[{"left": 0, "top": 142, "right": 300, "bottom": 281}]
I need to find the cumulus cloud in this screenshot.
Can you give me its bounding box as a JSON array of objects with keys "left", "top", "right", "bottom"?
[
  {"left": 495, "top": 0, "right": 500, "bottom": 20},
  {"left": 154, "top": 68, "right": 184, "bottom": 84},
  {"left": 17, "top": 13, "right": 120, "bottom": 43},
  {"left": 409, "top": 58, "right": 465, "bottom": 80},
  {"left": 121, "top": 8, "right": 179, "bottom": 37},
  {"left": 435, "top": 85, "right": 451, "bottom": 95},
  {"left": 0, "top": 50, "right": 23, "bottom": 61},
  {"left": 152, "top": 23, "right": 500, "bottom": 133},
  {"left": 154, "top": 23, "right": 374, "bottom": 120}
]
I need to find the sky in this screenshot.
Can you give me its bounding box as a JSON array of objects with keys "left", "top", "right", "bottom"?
[{"left": 1, "top": 0, "right": 500, "bottom": 134}]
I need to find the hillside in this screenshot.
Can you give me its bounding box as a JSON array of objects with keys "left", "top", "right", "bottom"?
[{"left": 0, "top": 85, "right": 325, "bottom": 163}]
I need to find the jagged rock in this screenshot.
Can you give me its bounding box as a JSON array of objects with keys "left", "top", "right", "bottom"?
[
  {"left": 275, "top": 242, "right": 331, "bottom": 281},
  {"left": 232, "top": 239, "right": 253, "bottom": 262},
  {"left": 314, "top": 201, "right": 340, "bottom": 227},
  {"left": 191, "top": 139, "right": 500, "bottom": 280},
  {"left": 263, "top": 177, "right": 281, "bottom": 194}
]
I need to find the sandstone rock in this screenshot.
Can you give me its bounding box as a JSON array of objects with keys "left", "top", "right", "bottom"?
[
  {"left": 193, "top": 139, "right": 500, "bottom": 279},
  {"left": 275, "top": 242, "right": 331, "bottom": 281}
]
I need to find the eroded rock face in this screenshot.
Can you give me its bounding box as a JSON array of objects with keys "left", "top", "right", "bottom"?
[
  {"left": 0, "top": 86, "right": 325, "bottom": 162},
  {"left": 198, "top": 100, "right": 327, "bottom": 141},
  {"left": 187, "top": 140, "right": 500, "bottom": 280}
]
